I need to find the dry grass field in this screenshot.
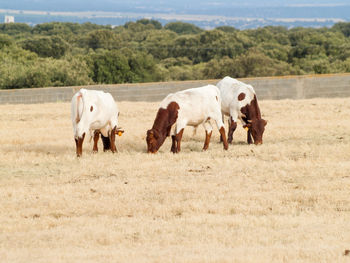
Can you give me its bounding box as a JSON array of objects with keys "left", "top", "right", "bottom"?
[{"left": 0, "top": 98, "right": 350, "bottom": 262}]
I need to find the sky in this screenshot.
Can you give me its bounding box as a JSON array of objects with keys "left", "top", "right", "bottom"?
[{"left": 1, "top": 0, "right": 350, "bottom": 12}]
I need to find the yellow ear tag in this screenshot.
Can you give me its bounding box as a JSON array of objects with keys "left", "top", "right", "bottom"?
[
  {"left": 244, "top": 127, "right": 249, "bottom": 131},
  {"left": 118, "top": 131, "right": 123, "bottom": 136}
]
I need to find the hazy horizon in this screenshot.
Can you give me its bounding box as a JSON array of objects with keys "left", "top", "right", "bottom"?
[{"left": 1, "top": 0, "right": 350, "bottom": 29}]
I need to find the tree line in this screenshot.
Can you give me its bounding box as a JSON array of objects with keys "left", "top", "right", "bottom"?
[{"left": 1, "top": 20, "right": 350, "bottom": 89}]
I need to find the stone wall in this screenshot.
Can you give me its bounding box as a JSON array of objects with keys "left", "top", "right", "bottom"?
[{"left": 1, "top": 74, "right": 350, "bottom": 104}]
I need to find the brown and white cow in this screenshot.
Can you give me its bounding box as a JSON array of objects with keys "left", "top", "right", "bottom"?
[
  {"left": 217, "top": 76, "right": 267, "bottom": 145},
  {"left": 71, "top": 89, "right": 120, "bottom": 157},
  {"left": 146, "top": 85, "right": 229, "bottom": 153}
]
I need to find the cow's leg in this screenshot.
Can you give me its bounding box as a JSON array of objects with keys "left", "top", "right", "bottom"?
[
  {"left": 227, "top": 117, "right": 237, "bottom": 144},
  {"left": 93, "top": 130, "right": 99, "bottom": 153},
  {"left": 220, "top": 113, "right": 225, "bottom": 142},
  {"left": 214, "top": 113, "right": 229, "bottom": 150},
  {"left": 202, "top": 121, "right": 213, "bottom": 151},
  {"left": 75, "top": 133, "right": 85, "bottom": 157},
  {"left": 171, "top": 122, "right": 185, "bottom": 153},
  {"left": 101, "top": 134, "right": 111, "bottom": 151},
  {"left": 109, "top": 127, "right": 117, "bottom": 153},
  {"left": 247, "top": 129, "right": 253, "bottom": 144},
  {"left": 219, "top": 127, "right": 229, "bottom": 150},
  {"left": 175, "top": 128, "right": 184, "bottom": 153},
  {"left": 171, "top": 135, "right": 177, "bottom": 153}
]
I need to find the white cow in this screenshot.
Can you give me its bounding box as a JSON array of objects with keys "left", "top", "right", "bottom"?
[
  {"left": 71, "top": 88, "right": 119, "bottom": 157},
  {"left": 217, "top": 76, "right": 267, "bottom": 145},
  {"left": 146, "top": 85, "right": 228, "bottom": 153}
]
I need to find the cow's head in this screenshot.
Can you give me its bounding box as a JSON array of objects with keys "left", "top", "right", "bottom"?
[
  {"left": 146, "top": 102, "right": 179, "bottom": 153},
  {"left": 244, "top": 119, "right": 267, "bottom": 144},
  {"left": 146, "top": 129, "right": 166, "bottom": 153}
]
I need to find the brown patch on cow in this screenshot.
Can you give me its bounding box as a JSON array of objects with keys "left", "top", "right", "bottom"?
[
  {"left": 93, "top": 130, "right": 99, "bottom": 152},
  {"left": 203, "top": 130, "right": 212, "bottom": 151},
  {"left": 75, "top": 133, "right": 85, "bottom": 157},
  {"left": 238, "top": 92, "right": 246, "bottom": 101},
  {"left": 216, "top": 96, "right": 218, "bottom": 101},
  {"left": 171, "top": 128, "right": 184, "bottom": 153},
  {"left": 240, "top": 95, "right": 267, "bottom": 145},
  {"left": 147, "top": 102, "right": 180, "bottom": 153},
  {"left": 247, "top": 127, "right": 253, "bottom": 144},
  {"left": 90, "top": 106, "right": 93, "bottom": 112},
  {"left": 227, "top": 117, "right": 237, "bottom": 144},
  {"left": 110, "top": 126, "right": 117, "bottom": 153},
  {"left": 344, "top": 250, "right": 350, "bottom": 256},
  {"left": 240, "top": 95, "right": 261, "bottom": 120},
  {"left": 219, "top": 127, "right": 228, "bottom": 150}
]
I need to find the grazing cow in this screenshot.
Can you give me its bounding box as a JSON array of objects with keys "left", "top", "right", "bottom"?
[
  {"left": 71, "top": 89, "right": 120, "bottom": 157},
  {"left": 146, "top": 85, "right": 229, "bottom": 153},
  {"left": 217, "top": 76, "right": 267, "bottom": 145}
]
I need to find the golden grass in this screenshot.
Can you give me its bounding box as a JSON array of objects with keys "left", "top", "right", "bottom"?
[{"left": 0, "top": 98, "right": 350, "bottom": 262}]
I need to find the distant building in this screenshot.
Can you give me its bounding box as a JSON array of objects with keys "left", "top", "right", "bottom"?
[{"left": 4, "top": 15, "right": 15, "bottom": 23}]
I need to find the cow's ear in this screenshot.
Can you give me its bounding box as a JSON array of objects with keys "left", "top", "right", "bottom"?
[
  {"left": 153, "top": 130, "right": 159, "bottom": 139},
  {"left": 148, "top": 129, "right": 159, "bottom": 139},
  {"left": 243, "top": 123, "right": 251, "bottom": 131},
  {"left": 263, "top": 120, "right": 267, "bottom": 126}
]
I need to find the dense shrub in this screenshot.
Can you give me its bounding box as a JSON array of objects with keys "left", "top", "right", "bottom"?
[
  {"left": 20, "top": 36, "right": 70, "bottom": 58},
  {"left": 1, "top": 21, "right": 350, "bottom": 89},
  {"left": 0, "top": 46, "right": 91, "bottom": 89}
]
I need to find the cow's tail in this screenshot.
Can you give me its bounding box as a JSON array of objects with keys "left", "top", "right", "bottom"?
[
  {"left": 75, "top": 93, "right": 83, "bottom": 124},
  {"left": 72, "top": 90, "right": 84, "bottom": 138}
]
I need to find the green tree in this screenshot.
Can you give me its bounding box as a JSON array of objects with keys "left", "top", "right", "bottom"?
[
  {"left": 84, "top": 29, "right": 117, "bottom": 50},
  {"left": 20, "top": 36, "right": 70, "bottom": 59},
  {"left": 88, "top": 50, "right": 131, "bottom": 83},
  {"left": 164, "top": 22, "right": 203, "bottom": 35},
  {"left": 216, "top": 26, "right": 238, "bottom": 33},
  {"left": 197, "top": 30, "right": 244, "bottom": 62},
  {"left": 136, "top": 19, "right": 162, "bottom": 30},
  {"left": 332, "top": 22, "right": 350, "bottom": 37},
  {"left": 142, "top": 30, "right": 177, "bottom": 60},
  {"left": 0, "top": 45, "right": 91, "bottom": 89},
  {"left": 0, "top": 23, "right": 31, "bottom": 36},
  {"left": 0, "top": 34, "right": 13, "bottom": 49}
]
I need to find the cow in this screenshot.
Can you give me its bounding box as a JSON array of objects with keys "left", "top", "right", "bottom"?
[
  {"left": 146, "top": 85, "right": 229, "bottom": 153},
  {"left": 71, "top": 88, "right": 120, "bottom": 157},
  {"left": 216, "top": 76, "right": 267, "bottom": 145}
]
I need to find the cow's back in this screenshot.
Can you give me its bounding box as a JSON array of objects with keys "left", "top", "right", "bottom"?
[
  {"left": 217, "top": 76, "right": 255, "bottom": 114},
  {"left": 158, "top": 85, "right": 221, "bottom": 127},
  {"left": 161, "top": 85, "right": 220, "bottom": 118},
  {"left": 82, "top": 89, "right": 117, "bottom": 112}
]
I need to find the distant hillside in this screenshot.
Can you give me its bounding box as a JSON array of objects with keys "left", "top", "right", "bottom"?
[{"left": 1, "top": 4, "right": 350, "bottom": 29}]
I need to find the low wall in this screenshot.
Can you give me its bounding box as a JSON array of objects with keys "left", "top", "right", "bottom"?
[{"left": 1, "top": 73, "right": 350, "bottom": 104}]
